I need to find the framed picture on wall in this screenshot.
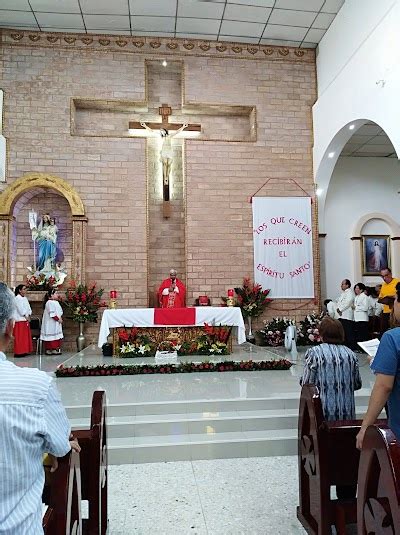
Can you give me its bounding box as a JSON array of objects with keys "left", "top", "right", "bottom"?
[{"left": 361, "top": 235, "right": 391, "bottom": 275}]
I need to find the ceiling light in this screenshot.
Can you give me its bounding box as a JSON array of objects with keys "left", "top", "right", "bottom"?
[
  {"left": 162, "top": 60, "right": 167, "bottom": 67},
  {"left": 349, "top": 124, "right": 355, "bottom": 130},
  {"left": 328, "top": 152, "right": 335, "bottom": 158},
  {"left": 316, "top": 188, "right": 323, "bottom": 196}
]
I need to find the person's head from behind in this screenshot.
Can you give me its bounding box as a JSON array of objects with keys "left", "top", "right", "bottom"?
[
  {"left": 380, "top": 267, "right": 392, "bottom": 283},
  {"left": 169, "top": 269, "right": 177, "bottom": 282},
  {"left": 318, "top": 316, "right": 345, "bottom": 345},
  {"left": 341, "top": 279, "right": 351, "bottom": 291},
  {"left": 354, "top": 282, "right": 366, "bottom": 295},
  {"left": 323, "top": 299, "right": 332, "bottom": 306},
  {"left": 0, "top": 282, "right": 16, "bottom": 351},
  {"left": 43, "top": 288, "right": 58, "bottom": 308},
  {"left": 14, "top": 284, "right": 27, "bottom": 297}
]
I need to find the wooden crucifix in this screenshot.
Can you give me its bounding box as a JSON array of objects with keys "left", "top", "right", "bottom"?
[{"left": 129, "top": 104, "right": 200, "bottom": 218}]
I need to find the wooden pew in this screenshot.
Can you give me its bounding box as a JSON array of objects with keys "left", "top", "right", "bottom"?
[
  {"left": 43, "top": 390, "right": 108, "bottom": 535},
  {"left": 43, "top": 450, "right": 82, "bottom": 534},
  {"left": 297, "top": 384, "right": 371, "bottom": 534},
  {"left": 74, "top": 390, "right": 108, "bottom": 535},
  {"left": 357, "top": 425, "right": 400, "bottom": 534}
]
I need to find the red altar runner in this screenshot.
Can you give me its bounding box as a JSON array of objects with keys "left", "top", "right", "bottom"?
[{"left": 154, "top": 307, "right": 196, "bottom": 326}]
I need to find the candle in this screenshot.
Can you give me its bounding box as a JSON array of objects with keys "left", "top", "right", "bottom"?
[
  {"left": 227, "top": 289, "right": 234, "bottom": 297},
  {"left": 109, "top": 290, "right": 117, "bottom": 299}
]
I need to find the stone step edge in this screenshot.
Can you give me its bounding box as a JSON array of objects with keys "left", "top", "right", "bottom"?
[
  {"left": 65, "top": 392, "right": 372, "bottom": 411},
  {"left": 109, "top": 434, "right": 299, "bottom": 448}
]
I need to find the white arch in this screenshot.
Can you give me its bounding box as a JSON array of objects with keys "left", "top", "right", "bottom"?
[{"left": 314, "top": 119, "right": 399, "bottom": 232}]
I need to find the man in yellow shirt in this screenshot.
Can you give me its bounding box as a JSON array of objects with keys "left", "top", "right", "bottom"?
[{"left": 378, "top": 267, "right": 399, "bottom": 333}]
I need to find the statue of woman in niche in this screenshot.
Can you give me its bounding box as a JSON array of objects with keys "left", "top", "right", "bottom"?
[
  {"left": 31, "top": 213, "right": 58, "bottom": 272},
  {"left": 140, "top": 122, "right": 188, "bottom": 199}
]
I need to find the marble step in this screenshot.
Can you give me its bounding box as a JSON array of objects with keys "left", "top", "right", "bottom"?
[
  {"left": 70, "top": 408, "right": 300, "bottom": 437},
  {"left": 65, "top": 391, "right": 372, "bottom": 419},
  {"left": 107, "top": 429, "right": 299, "bottom": 464},
  {"left": 70, "top": 404, "right": 373, "bottom": 464}
]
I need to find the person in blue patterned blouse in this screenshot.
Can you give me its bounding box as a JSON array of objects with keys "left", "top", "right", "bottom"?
[
  {"left": 300, "top": 316, "right": 362, "bottom": 420},
  {"left": 0, "top": 282, "right": 77, "bottom": 534},
  {"left": 300, "top": 316, "right": 362, "bottom": 500}
]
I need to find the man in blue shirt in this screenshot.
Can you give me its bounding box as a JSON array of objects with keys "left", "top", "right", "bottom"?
[{"left": 356, "top": 327, "right": 400, "bottom": 449}]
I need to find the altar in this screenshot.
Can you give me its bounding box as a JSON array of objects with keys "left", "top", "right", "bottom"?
[{"left": 98, "top": 307, "right": 246, "bottom": 351}]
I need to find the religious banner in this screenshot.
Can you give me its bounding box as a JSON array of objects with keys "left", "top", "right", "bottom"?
[{"left": 252, "top": 197, "right": 314, "bottom": 298}]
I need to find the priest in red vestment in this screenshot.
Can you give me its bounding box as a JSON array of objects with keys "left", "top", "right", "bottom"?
[{"left": 158, "top": 269, "right": 186, "bottom": 308}]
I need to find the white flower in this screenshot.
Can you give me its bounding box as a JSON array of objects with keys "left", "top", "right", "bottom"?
[
  {"left": 138, "top": 345, "right": 146, "bottom": 354},
  {"left": 175, "top": 344, "right": 181, "bottom": 351}
]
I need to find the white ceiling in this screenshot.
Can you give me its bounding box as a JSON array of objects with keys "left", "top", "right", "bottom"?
[
  {"left": 0, "top": 0, "right": 345, "bottom": 48},
  {"left": 341, "top": 122, "right": 397, "bottom": 158}
]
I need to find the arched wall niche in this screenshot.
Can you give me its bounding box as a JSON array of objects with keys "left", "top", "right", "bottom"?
[
  {"left": 351, "top": 213, "right": 400, "bottom": 286},
  {"left": 0, "top": 173, "right": 87, "bottom": 285}
]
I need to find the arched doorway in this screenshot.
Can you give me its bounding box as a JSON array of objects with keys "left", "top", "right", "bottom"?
[
  {"left": 0, "top": 172, "right": 87, "bottom": 286},
  {"left": 316, "top": 121, "right": 399, "bottom": 299}
]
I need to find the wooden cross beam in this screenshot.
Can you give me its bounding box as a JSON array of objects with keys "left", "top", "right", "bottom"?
[
  {"left": 129, "top": 104, "right": 201, "bottom": 218},
  {"left": 128, "top": 103, "right": 201, "bottom": 133}
]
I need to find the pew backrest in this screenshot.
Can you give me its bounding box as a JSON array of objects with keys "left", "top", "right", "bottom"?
[
  {"left": 43, "top": 450, "right": 82, "bottom": 535},
  {"left": 357, "top": 425, "right": 400, "bottom": 535}
]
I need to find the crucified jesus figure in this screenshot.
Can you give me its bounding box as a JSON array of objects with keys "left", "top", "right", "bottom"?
[{"left": 140, "top": 122, "right": 188, "bottom": 200}]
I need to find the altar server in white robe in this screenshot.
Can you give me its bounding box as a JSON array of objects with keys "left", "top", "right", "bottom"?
[
  {"left": 353, "top": 282, "right": 370, "bottom": 343},
  {"left": 41, "top": 289, "right": 63, "bottom": 355},
  {"left": 13, "top": 284, "right": 33, "bottom": 357},
  {"left": 336, "top": 279, "right": 355, "bottom": 349}
]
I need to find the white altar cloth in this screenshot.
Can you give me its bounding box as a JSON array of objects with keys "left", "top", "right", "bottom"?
[{"left": 98, "top": 307, "right": 246, "bottom": 347}]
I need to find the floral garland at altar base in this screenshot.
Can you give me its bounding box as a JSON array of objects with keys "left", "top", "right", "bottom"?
[
  {"left": 116, "top": 324, "right": 232, "bottom": 357},
  {"left": 55, "top": 359, "right": 293, "bottom": 378},
  {"left": 297, "top": 312, "right": 324, "bottom": 346},
  {"left": 258, "top": 317, "right": 296, "bottom": 347}
]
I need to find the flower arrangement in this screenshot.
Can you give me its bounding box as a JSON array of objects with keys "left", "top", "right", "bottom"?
[
  {"left": 258, "top": 317, "right": 296, "bottom": 346},
  {"left": 178, "top": 324, "right": 232, "bottom": 356},
  {"left": 228, "top": 277, "right": 272, "bottom": 318},
  {"left": 158, "top": 340, "right": 181, "bottom": 353},
  {"left": 118, "top": 327, "right": 155, "bottom": 357},
  {"left": 26, "top": 273, "right": 57, "bottom": 291},
  {"left": 297, "top": 312, "right": 324, "bottom": 346},
  {"left": 63, "top": 281, "right": 107, "bottom": 323},
  {"left": 56, "top": 358, "right": 293, "bottom": 378}
]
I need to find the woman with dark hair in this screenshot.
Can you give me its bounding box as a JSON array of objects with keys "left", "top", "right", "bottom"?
[
  {"left": 300, "top": 316, "right": 362, "bottom": 500},
  {"left": 353, "top": 282, "right": 369, "bottom": 343},
  {"left": 13, "top": 284, "right": 33, "bottom": 357},
  {"left": 389, "top": 281, "right": 400, "bottom": 327},
  {"left": 40, "top": 289, "right": 63, "bottom": 355}
]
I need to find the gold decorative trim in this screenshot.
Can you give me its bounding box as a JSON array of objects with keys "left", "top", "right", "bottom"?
[
  {"left": 3, "top": 29, "right": 315, "bottom": 63},
  {"left": 0, "top": 173, "right": 85, "bottom": 216}
]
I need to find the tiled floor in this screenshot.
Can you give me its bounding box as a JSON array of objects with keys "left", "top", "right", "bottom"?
[{"left": 107, "top": 456, "right": 306, "bottom": 535}]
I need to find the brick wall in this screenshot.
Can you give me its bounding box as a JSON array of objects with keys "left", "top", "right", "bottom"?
[{"left": 1, "top": 31, "right": 318, "bottom": 343}]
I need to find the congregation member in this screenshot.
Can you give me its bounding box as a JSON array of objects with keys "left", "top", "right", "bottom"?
[
  {"left": 378, "top": 268, "right": 399, "bottom": 334},
  {"left": 336, "top": 279, "right": 355, "bottom": 349},
  {"left": 390, "top": 282, "right": 400, "bottom": 328},
  {"left": 40, "top": 288, "right": 63, "bottom": 355},
  {"left": 353, "top": 282, "right": 369, "bottom": 344},
  {"left": 0, "top": 282, "right": 78, "bottom": 534},
  {"left": 158, "top": 269, "right": 186, "bottom": 308},
  {"left": 13, "top": 284, "right": 33, "bottom": 357},
  {"left": 300, "top": 317, "right": 362, "bottom": 499},
  {"left": 356, "top": 326, "right": 400, "bottom": 449},
  {"left": 323, "top": 299, "right": 337, "bottom": 318}
]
